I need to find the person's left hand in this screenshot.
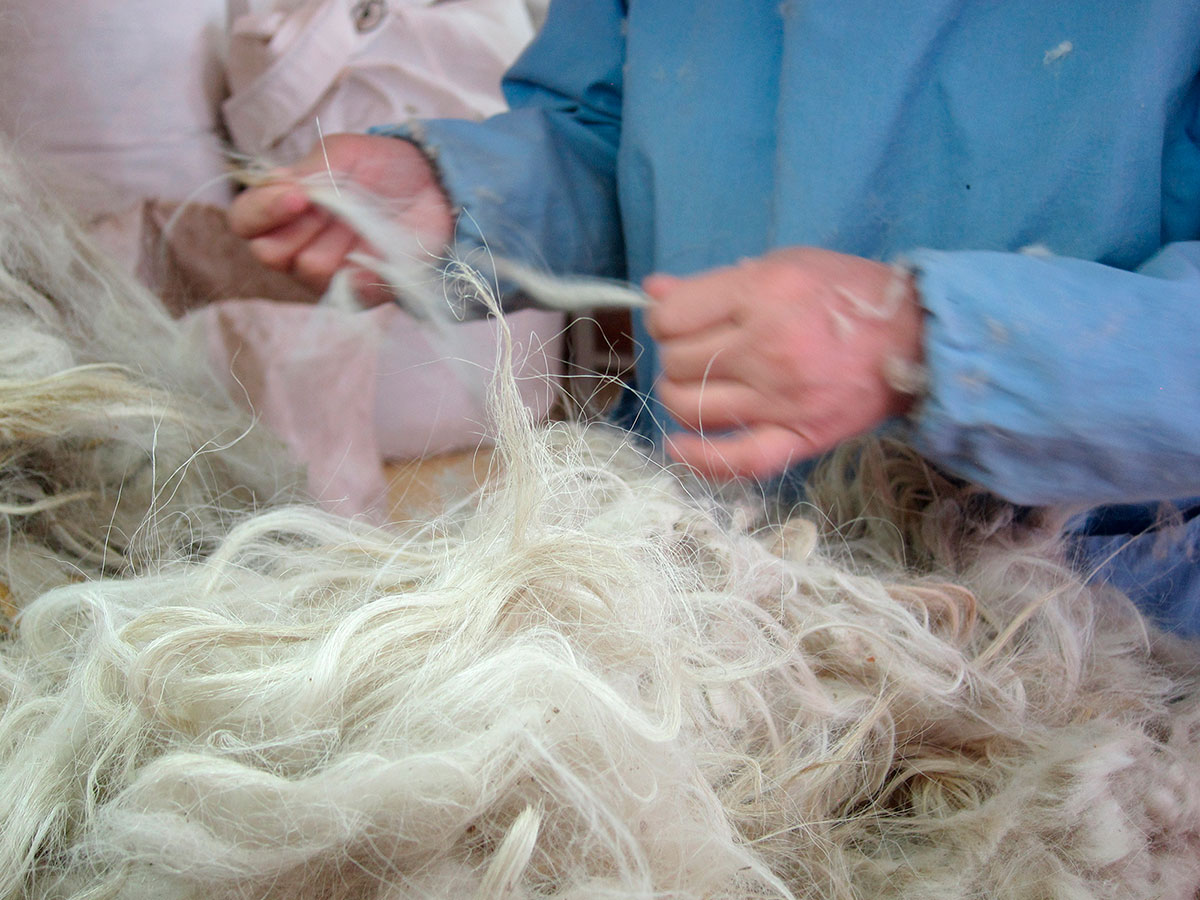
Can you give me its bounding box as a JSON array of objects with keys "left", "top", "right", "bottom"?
[{"left": 644, "top": 246, "right": 925, "bottom": 481}]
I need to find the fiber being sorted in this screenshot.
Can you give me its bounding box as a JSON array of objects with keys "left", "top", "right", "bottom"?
[
  {"left": 0, "top": 145, "right": 1198, "bottom": 900},
  {"left": 0, "top": 148, "right": 297, "bottom": 598}
]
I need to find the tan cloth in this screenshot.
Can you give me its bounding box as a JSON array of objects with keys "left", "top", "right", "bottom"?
[
  {"left": 223, "top": 0, "right": 537, "bottom": 162},
  {"left": 93, "top": 201, "right": 321, "bottom": 316},
  {"left": 204, "top": 299, "right": 390, "bottom": 518},
  {"left": 0, "top": 0, "right": 233, "bottom": 217}
]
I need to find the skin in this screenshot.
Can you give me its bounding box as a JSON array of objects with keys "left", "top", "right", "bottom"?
[
  {"left": 228, "top": 133, "right": 454, "bottom": 304},
  {"left": 230, "top": 136, "right": 923, "bottom": 484},
  {"left": 644, "top": 247, "right": 925, "bottom": 481}
]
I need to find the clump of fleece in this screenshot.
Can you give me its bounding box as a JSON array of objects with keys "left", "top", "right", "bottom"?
[
  {"left": 0, "top": 146, "right": 298, "bottom": 601},
  {"left": 0, "top": 146, "right": 1197, "bottom": 900}
]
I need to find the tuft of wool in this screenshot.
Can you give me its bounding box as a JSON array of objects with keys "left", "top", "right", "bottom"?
[
  {"left": 1, "top": 147, "right": 1198, "bottom": 900},
  {"left": 0, "top": 146, "right": 299, "bottom": 600}
]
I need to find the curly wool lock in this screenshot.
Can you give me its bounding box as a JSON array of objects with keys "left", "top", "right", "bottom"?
[{"left": 0, "top": 146, "right": 1198, "bottom": 899}]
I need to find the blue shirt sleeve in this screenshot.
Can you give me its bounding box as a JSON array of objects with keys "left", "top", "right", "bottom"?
[{"left": 908, "top": 241, "right": 1200, "bottom": 506}]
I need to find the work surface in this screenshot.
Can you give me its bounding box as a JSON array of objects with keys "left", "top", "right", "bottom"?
[{"left": 383, "top": 448, "right": 496, "bottom": 521}]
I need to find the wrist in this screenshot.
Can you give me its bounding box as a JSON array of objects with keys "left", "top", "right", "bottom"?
[{"left": 881, "top": 264, "right": 928, "bottom": 415}]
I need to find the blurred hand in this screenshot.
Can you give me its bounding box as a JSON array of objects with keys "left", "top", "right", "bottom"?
[
  {"left": 228, "top": 133, "right": 454, "bottom": 304},
  {"left": 644, "top": 247, "right": 924, "bottom": 481}
]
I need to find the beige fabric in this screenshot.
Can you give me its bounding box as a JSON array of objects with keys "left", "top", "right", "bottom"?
[
  {"left": 223, "top": 0, "right": 537, "bottom": 162},
  {"left": 92, "top": 201, "right": 321, "bottom": 316},
  {"left": 203, "top": 299, "right": 390, "bottom": 518},
  {"left": 0, "top": 0, "right": 233, "bottom": 217}
]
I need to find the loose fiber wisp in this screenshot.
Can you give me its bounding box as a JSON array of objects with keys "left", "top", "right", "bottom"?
[{"left": 0, "top": 143, "right": 1198, "bottom": 899}]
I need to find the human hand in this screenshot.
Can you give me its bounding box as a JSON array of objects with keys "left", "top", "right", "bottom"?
[
  {"left": 228, "top": 133, "right": 455, "bottom": 304},
  {"left": 644, "top": 247, "right": 924, "bottom": 481}
]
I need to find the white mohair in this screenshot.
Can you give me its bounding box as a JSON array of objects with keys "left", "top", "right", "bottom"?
[
  {"left": 0, "top": 146, "right": 298, "bottom": 605},
  {"left": 0, "top": 145, "right": 1198, "bottom": 900}
]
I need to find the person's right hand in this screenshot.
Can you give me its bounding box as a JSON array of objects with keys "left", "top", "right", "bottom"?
[{"left": 228, "top": 132, "right": 455, "bottom": 304}]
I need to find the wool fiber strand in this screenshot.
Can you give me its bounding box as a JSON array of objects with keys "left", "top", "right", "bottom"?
[{"left": 0, "top": 146, "right": 1198, "bottom": 899}]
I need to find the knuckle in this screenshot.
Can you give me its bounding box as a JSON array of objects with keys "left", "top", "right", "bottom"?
[
  {"left": 228, "top": 199, "right": 260, "bottom": 238},
  {"left": 658, "top": 343, "right": 685, "bottom": 374},
  {"left": 644, "top": 304, "right": 669, "bottom": 338},
  {"left": 656, "top": 379, "right": 682, "bottom": 407},
  {"left": 292, "top": 248, "right": 334, "bottom": 286},
  {"left": 249, "top": 238, "right": 291, "bottom": 271}
]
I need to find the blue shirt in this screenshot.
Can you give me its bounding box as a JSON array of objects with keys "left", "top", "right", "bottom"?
[{"left": 380, "top": 0, "right": 1200, "bottom": 632}]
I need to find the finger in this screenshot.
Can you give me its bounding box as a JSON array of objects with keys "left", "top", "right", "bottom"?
[
  {"left": 247, "top": 208, "right": 332, "bottom": 271},
  {"left": 665, "top": 424, "right": 819, "bottom": 482},
  {"left": 642, "top": 273, "right": 684, "bottom": 298},
  {"left": 657, "top": 324, "right": 744, "bottom": 381},
  {"left": 229, "top": 183, "right": 311, "bottom": 239},
  {"left": 644, "top": 269, "right": 740, "bottom": 340},
  {"left": 351, "top": 260, "right": 401, "bottom": 308},
  {"left": 291, "top": 221, "right": 359, "bottom": 293},
  {"left": 657, "top": 377, "right": 768, "bottom": 431}
]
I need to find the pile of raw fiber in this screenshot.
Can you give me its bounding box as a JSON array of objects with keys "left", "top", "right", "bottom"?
[
  {"left": 1, "top": 144, "right": 1199, "bottom": 900},
  {"left": 0, "top": 145, "right": 298, "bottom": 602}
]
